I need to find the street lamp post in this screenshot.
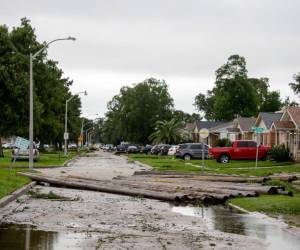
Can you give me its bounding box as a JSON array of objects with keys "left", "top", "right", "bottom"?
[
  {"left": 81, "top": 114, "right": 99, "bottom": 148},
  {"left": 29, "top": 37, "right": 76, "bottom": 169},
  {"left": 64, "top": 91, "right": 87, "bottom": 156}
]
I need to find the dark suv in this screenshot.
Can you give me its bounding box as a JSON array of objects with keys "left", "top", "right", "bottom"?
[{"left": 175, "top": 143, "right": 209, "bottom": 160}]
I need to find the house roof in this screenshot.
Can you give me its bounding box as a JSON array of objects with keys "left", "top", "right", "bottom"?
[
  {"left": 195, "top": 121, "right": 226, "bottom": 131},
  {"left": 287, "top": 107, "right": 300, "bottom": 127},
  {"left": 184, "top": 122, "right": 196, "bottom": 132},
  {"left": 259, "top": 112, "right": 283, "bottom": 129},
  {"left": 209, "top": 121, "right": 234, "bottom": 133},
  {"left": 273, "top": 121, "right": 296, "bottom": 130},
  {"left": 236, "top": 117, "right": 256, "bottom": 132}
]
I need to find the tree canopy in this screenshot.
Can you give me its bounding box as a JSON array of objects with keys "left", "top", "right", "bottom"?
[
  {"left": 194, "top": 55, "right": 283, "bottom": 121},
  {"left": 149, "top": 118, "right": 185, "bottom": 144},
  {"left": 101, "top": 78, "right": 174, "bottom": 144},
  {"left": 0, "top": 18, "right": 82, "bottom": 152}
]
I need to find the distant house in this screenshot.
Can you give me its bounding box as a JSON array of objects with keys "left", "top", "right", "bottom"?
[
  {"left": 233, "top": 117, "right": 257, "bottom": 140},
  {"left": 271, "top": 107, "right": 300, "bottom": 159},
  {"left": 193, "top": 120, "right": 226, "bottom": 144},
  {"left": 183, "top": 122, "right": 196, "bottom": 141},
  {"left": 208, "top": 122, "right": 235, "bottom": 146},
  {"left": 253, "top": 112, "right": 283, "bottom": 146}
]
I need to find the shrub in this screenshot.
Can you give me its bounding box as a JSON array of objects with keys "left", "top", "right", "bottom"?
[
  {"left": 268, "top": 144, "right": 292, "bottom": 162},
  {"left": 215, "top": 138, "right": 231, "bottom": 147}
]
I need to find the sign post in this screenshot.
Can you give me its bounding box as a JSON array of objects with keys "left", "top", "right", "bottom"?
[
  {"left": 251, "top": 127, "right": 265, "bottom": 168},
  {"left": 199, "top": 128, "right": 209, "bottom": 171}
]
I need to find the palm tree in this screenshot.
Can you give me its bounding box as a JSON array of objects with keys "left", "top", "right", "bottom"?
[{"left": 149, "top": 118, "right": 186, "bottom": 144}]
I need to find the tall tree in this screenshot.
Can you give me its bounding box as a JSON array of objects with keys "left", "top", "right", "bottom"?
[
  {"left": 290, "top": 73, "right": 300, "bottom": 95},
  {"left": 102, "top": 78, "right": 174, "bottom": 144},
  {"left": 0, "top": 18, "right": 82, "bottom": 154},
  {"left": 194, "top": 55, "right": 282, "bottom": 121}
]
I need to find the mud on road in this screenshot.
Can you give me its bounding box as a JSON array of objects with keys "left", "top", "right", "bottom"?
[{"left": 0, "top": 185, "right": 263, "bottom": 250}]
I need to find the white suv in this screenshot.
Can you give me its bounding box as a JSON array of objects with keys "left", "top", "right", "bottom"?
[{"left": 11, "top": 144, "right": 39, "bottom": 162}]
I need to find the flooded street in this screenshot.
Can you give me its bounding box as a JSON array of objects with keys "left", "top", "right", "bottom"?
[
  {"left": 0, "top": 185, "right": 263, "bottom": 250},
  {"left": 0, "top": 152, "right": 299, "bottom": 249}
]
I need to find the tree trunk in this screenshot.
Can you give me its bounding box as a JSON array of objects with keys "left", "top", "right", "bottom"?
[{"left": 0, "top": 137, "right": 4, "bottom": 158}]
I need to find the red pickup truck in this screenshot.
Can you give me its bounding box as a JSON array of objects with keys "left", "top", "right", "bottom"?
[{"left": 209, "top": 140, "right": 271, "bottom": 163}]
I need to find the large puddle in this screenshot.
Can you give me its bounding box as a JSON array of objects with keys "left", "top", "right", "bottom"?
[
  {"left": 172, "top": 205, "right": 300, "bottom": 250},
  {"left": 0, "top": 224, "right": 96, "bottom": 250}
]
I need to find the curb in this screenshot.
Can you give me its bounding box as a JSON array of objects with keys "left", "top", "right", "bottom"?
[
  {"left": 0, "top": 181, "right": 36, "bottom": 208},
  {"left": 228, "top": 202, "right": 250, "bottom": 214},
  {"left": 63, "top": 155, "right": 80, "bottom": 167}
]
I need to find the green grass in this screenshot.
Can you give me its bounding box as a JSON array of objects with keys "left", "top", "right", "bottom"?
[
  {"left": 0, "top": 149, "right": 78, "bottom": 168},
  {"left": 229, "top": 195, "right": 300, "bottom": 215},
  {"left": 0, "top": 168, "right": 31, "bottom": 199},
  {"left": 127, "top": 154, "right": 299, "bottom": 176},
  {"left": 0, "top": 149, "right": 80, "bottom": 199}
]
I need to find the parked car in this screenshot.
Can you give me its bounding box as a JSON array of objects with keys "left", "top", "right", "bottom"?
[
  {"left": 116, "top": 144, "right": 127, "bottom": 152},
  {"left": 168, "top": 145, "right": 179, "bottom": 156},
  {"left": 102, "top": 144, "right": 114, "bottom": 151},
  {"left": 11, "top": 144, "right": 39, "bottom": 162},
  {"left": 2, "top": 143, "right": 14, "bottom": 149},
  {"left": 175, "top": 143, "right": 209, "bottom": 160},
  {"left": 127, "top": 145, "right": 139, "bottom": 153},
  {"left": 141, "top": 145, "right": 153, "bottom": 154},
  {"left": 151, "top": 144, "right": 171, "bottom": 155},
  {"left": 68, "top": 143, "right": 77, "bottom": 149},
  {"left": 209, "top": 140, "right": 271, "bottom": 163}
]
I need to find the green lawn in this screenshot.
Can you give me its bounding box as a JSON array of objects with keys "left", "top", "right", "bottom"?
[
  {"left": 0, "top": 149, "right": 79, "bottom": 199},
  {"left": 0, "top": 149, "right": 78, "bottom": 168},
  {"left": 127, "top": 154, "right": 299, "bottom": 176},
  {"left": 0, "top": 168, "right": 31, "bottom": 199},
  {"left": 229, "top": 195, "right": 300, "bottom": 215}
]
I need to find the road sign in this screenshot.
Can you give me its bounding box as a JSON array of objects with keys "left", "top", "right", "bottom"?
[
  {"left": 251, "top": 126, "right": 265, "bottom": 133},
  {"left": 15, "top": 137, "right": 30, "bottom": 150},
  {"left": 64, "top": 132, "right": 69, "bottom": 140},
  {"left": 199, "top": 128, "right": 209, "bottom": 139}
]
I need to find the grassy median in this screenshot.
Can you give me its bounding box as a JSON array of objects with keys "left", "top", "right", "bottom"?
[
  {"left": 0, "top": 149, "right": 77, "bottom": 168},
  {"left": 0, "top": 149, "right": 79, "bottom": 199},
  {"left": 126, "top": 154, "right": 299, "bottom": 176},
  {"left": 0, "top": 168, "right": 31, "bottom": 199}
]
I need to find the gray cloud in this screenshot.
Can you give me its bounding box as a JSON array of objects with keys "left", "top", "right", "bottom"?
[{"left": 1, "top": 0, "right": 299, "bottom": 115}]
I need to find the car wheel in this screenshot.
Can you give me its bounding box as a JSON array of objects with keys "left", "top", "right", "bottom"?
[
  {"left": 183, "top": 154, "right": 191, "bottom": 161},
  {"left": 219, "top": 154, "right": 230, "bottom": 163}
]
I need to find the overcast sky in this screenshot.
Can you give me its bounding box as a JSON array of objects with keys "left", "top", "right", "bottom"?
[{"left": 1, "top": 0, "right": 299, "bottom": 117}]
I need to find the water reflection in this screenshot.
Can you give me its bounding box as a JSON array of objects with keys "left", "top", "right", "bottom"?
[
  {"left": 0, "top": 224, "right": 92, "bottom": 250},
  {"left": 172, "top": 205, "right": 300, "bottom": 250},
  {"left": 0, "top": 224, "right": 57, "bottom": 250}
]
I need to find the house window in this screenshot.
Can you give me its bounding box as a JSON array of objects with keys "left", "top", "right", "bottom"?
[{"left": 298, "top": 131, "right": 300, "bottom": 150}]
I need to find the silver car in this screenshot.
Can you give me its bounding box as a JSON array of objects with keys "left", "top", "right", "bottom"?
[{"left": 175, "top": 143, "right": 209, "bottom": 160}]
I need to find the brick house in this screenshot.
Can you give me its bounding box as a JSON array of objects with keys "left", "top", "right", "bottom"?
[
  {"left": 253, "top": 112, "right": 283, "bottom": 146},
  {"left": 233, "top": 117, "right": 257, "bottom": 140},
  {"left": 271, "top": 107, "right": 300, "bottom": 159}
]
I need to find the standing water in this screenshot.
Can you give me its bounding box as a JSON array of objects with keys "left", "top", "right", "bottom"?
[
  {"left": 172, "top": 205, "right": 300, "bottom": 250},
  {"left": 0, "top": 224, "right": 96, "bottom": 250}
]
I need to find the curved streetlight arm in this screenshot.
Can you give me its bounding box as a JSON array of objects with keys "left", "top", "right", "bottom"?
[
  {"left": 32, "top": 37, "right": 76, "bottom": 59},
  {"left": 67, "top": 91, "right": 88, "bottom": 103}
]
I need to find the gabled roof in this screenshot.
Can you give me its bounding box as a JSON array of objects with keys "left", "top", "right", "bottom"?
[
  {"left": 195, "top": 120, "right": 226, "bottom": 131},
  {"left": 184, "top": 122, "right": 196, "bottom": 133},
  {"left": 286, "top": 107, "right": 300, "bottom": 127},
  {"left": 273, "top": 121, "right": 296, "bottom": 130},
  {"left": 236, "top": 117, "right": 256, "bottom": 132},
  {"left": 209, "top": 121, "right": 234, "bottom": 133},
  {"left": 258, "top": 112, "right": 283, "bottom": 129}
]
